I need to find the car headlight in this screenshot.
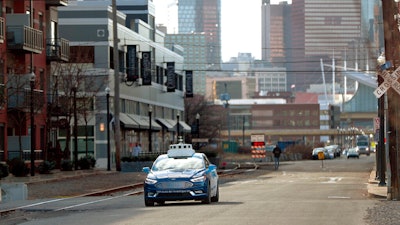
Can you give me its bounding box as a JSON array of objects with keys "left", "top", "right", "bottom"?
[
  {"left": 191, "top": 175, "right": 206, "bottom": 183},
  {"left": 145, "top": 177, "right": 158, "bottom": 185}
]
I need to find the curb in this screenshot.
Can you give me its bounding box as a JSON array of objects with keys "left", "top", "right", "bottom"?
[{"left": 367, "top": 170, "right": 387, "bottom": 199}]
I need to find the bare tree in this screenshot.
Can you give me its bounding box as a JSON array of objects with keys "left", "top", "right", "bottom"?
[
  {"left": 48, "top": 60, "right": 107, "bottom": 163},
  {"left": 184, "top": 94, "right": 224, "bottom": 148},
  {"left": 4, "top": 58, "right": 45, "bottom": 160}
]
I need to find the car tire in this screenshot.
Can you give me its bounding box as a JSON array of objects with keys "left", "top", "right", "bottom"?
[
  {"left": 202, "top": 183, "right": 212, "bottom": 204},
  {"left": 211, "top": 185, "right": 219, "bottom": 202},
  {"left": 144, "top": 197, "right": 154, "bottom": 207}
]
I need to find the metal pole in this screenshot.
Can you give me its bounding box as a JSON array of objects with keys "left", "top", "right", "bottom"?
[
  {"left": 176, "top": 113, "right": 180, "bottom": 142},
  {"left": 73, "top": 87, "right": 78, "bottom": 170},
  {"left": 242, "top": 115, "right": 245, "bottom": 146},
  {"left": 29, "top": 0, "right": 35, "bottom": 177},
  {"left": 106, "top": 87, "right": 110, "bottom": 171},
  {"left": 149, "top": 106, "right": 152, "bottom": 152},
  {"left": 196, "top": 113, "right": 200, "bottom": 149},
  {"left": 378, "top": 92, "right": 386, "bottom": 186},
  {"left": 30, "top": 75, "right": 35, "bottom": 176},
  {"left": 112, "top": 0, "right": 122, "bottom": 171}
]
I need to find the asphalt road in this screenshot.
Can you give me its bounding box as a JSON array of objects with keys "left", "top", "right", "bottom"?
[{"left": 1, "top": 155, "right": 377, "bottom": 225}]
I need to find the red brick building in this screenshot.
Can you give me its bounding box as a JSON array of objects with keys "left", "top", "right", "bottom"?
[{"left": 0, "top": 0, "right": 69, "bottom": 162}]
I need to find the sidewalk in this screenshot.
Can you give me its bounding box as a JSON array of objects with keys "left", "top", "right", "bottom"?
[
  {"left": 1, "top": 168, "right": 116, "bottom": 185},
  {"left": 367, "top": 170, "right": 387, "bottom": 199}
]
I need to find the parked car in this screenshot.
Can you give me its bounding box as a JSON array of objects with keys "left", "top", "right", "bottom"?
[
  {"left": 347, "top": 147, "right": 360, "bottom": 159},
  {"left": 143, "top": 142, "right": 219, "bottom": 206},
  {"left": 312, "top": 147, "right": 329, "bottom": 160},
  {"left": 324, "top": 145, "right": 337, "bottom": 159}
]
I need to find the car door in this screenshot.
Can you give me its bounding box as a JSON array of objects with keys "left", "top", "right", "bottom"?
[{"left": 203, "top": 154, "right": 218, "bottom": 195}]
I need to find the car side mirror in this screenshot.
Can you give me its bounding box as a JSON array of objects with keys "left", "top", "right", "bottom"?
[
  {"left": 142, "top": 167, "right": 150, "bottom": 173},
  {"left": 209, "top": 164, "right": 217, "bottom": 170}
]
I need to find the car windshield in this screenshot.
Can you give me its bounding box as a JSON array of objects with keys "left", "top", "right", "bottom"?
[{"left": 152, "top": 157, "right": 205, "bottom": 172}]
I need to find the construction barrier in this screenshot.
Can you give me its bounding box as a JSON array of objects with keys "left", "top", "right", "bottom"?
[{"left": 251, "top": 148, "right": 266, "bottom": 159}]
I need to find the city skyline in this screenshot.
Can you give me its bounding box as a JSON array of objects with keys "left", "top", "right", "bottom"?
[{"left": 154, "top": 0, "right": 292, "bottom": 62}]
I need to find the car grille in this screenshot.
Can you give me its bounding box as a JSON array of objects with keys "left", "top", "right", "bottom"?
[
  {"left": 156, "top": 181, "right": 193, "bottom": 189},
  {"left": 157, "top": 192, "right": 193, "bottom": 198}
]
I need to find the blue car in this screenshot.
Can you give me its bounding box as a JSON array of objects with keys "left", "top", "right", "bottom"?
[{"left": 143, "top": 143, "right": 219, "bottom": 206}]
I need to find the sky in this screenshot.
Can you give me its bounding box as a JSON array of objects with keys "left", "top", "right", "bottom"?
[{"left": 154, "top": 0, "right": 291, "bottom": 62}]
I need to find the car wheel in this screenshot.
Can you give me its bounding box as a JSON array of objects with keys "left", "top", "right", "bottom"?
[
  {"left": 144, "top": 197, "right": 154, "bottom": 207},
  {"left": 211, "top": 185, "right": 219, "bottom": 202},
  {"left": 202, "top": 183, "right": 212, "bottom": 204}
]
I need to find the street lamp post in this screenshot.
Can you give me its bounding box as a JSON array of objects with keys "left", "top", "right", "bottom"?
[
  {"left": 105, "top": 87, "right": 111, "bottom": 171},
  {"left": 196, "top": 113, "right": 200, "bottom": 149},
  {"left": 242, "top": 115, "right": 245, "bottom": 146},
  {"left": 72, "top": 86, "right": 78, "bottom": 170},
  {"left": 148, "top": 105, "right": 153, "bottom": 152},
  {"left": 30, "top": 73, "right": 35, "bottom": 176},
  {"left": 176, "top": 112, "right": 180, "bottom": 142}
]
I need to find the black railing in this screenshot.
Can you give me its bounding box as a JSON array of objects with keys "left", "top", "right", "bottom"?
[
  {"left": 5, "top": 150, "right": 43, "bottom": 162},
  {"left": 22, "top": 150, "right": 43, "bottom": 162},
  {"left": 46, "top": 38, "right": 70, "bottom": 62}
]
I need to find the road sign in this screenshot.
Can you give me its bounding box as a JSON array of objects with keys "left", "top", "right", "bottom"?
[
  {"left": 251, "top": 134, "right": 265, "bottom": 142},
  {"left": 374, "top": 67, "right": 400, "bottom": 98},
  {"left": 374, "top": 117, "right": 380, "bottom": 132}
]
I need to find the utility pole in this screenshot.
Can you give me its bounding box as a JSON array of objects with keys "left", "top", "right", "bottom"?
[
  {"left": 112, "top": 0, "right": 121, "bottom": 171},
  {"left": 381, "top": 0, "right": 400, "bottom": 200}
]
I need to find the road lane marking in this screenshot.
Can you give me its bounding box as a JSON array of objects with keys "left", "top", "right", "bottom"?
[{"left": 328, "top": 196, "right": 351, "bottom": 199}]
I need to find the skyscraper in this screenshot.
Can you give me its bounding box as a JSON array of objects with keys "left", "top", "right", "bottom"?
[
  {"left": 261, "top": 0, "right": 291, "bottom": 65},
  {"left": 178, "top": 0, "right": 222, "bottom": 70}
]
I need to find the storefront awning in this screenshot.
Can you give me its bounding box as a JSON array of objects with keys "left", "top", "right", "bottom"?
[
  {"left": 166, "top": 119, "right": 192, "bottom": 133},
  {"left": 119, "top": 113, "right": 139, "bottom": 129},
  {"left": 178, "top": 121, "right": 192, "bottom": 132},
  {"left": 156, "top": 118, "right": 175, "bottom": 131},
  {"left": 127, "top": 114, "right": 161, "bottom": 130}
]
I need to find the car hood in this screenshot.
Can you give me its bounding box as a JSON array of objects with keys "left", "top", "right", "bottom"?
[{"left": 151, "top": 169, "right": 204, "bottom": 179}]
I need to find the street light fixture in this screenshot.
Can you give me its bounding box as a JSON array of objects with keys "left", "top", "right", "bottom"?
[
  {"left": 148, "top": 105, "right": 153, "bottom": 152},
  {"left": 30, "top": 72, "right": 35, "bottom": 176},
  {"left": 105, "top": 86, "right": 111, "bottom": 171}
]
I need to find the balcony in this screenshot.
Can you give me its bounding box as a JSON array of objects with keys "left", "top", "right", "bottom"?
[
  {"left": 7, "top": 25, "right": 43, "bottom": 54},
  {"left": 46, "top": 38, "right": 70, "bottom": 62},
  {"left": 46, "top": 0, "right": 68, "bottom": 7}
]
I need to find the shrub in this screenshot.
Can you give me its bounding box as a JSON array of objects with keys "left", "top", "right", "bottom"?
[
  {"left": 121, "top": 153, "right": 161, "bottom": 162},
  {"left": 0, "top": 163, "right": 9, "bottom": 179},
  {"left": 60, "top": 159, "right": 73, "bottom": 171},
  {"left": 8, "top": 158, "right": 29, "bottom": 177},
  {"left": 284, "top": 144, "right": 313, "bottom": 160},
  {"left": 77, "top": 155, "right": 96, "bottom": 170},
  {"left": 121, "top": 156, "right": 133, "bottom": 162},
  {"left": 38, "top": 160, "right": 56, "bottom": 174}
]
